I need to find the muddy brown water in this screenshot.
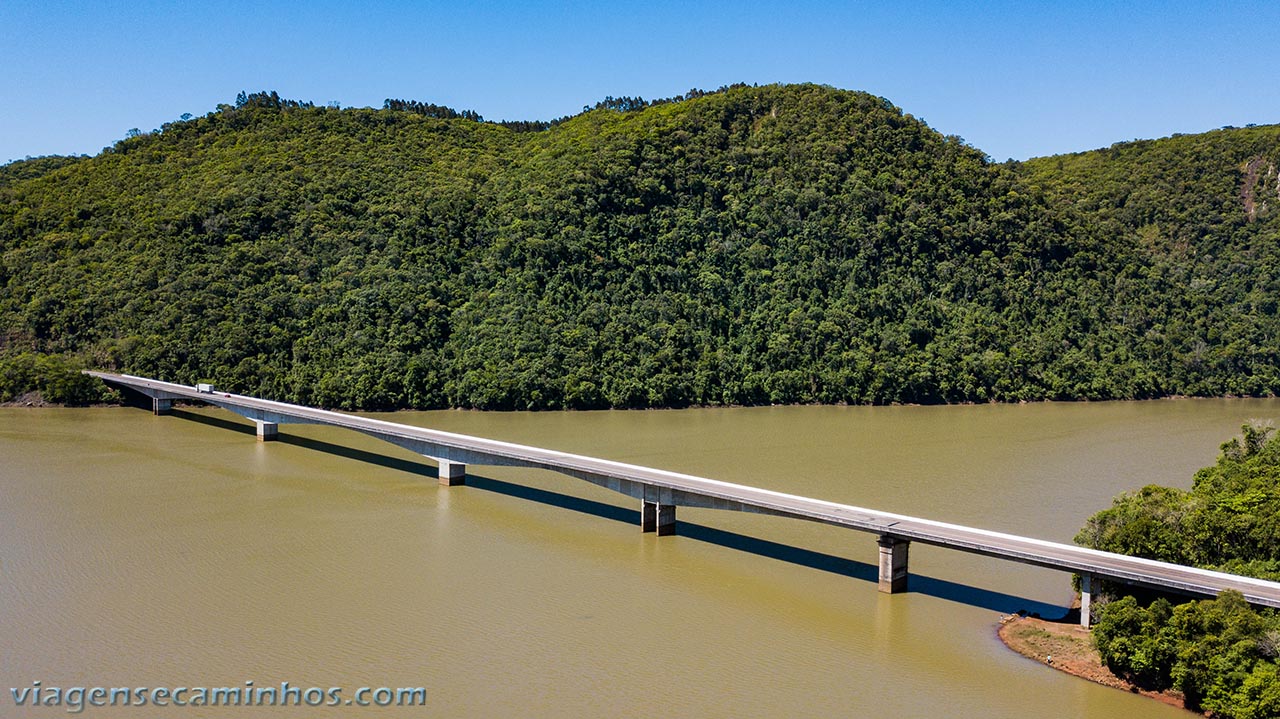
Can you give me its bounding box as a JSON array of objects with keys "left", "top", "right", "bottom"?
[{"left": 4, "top": 399, "right": 1273, "bottom": 717}]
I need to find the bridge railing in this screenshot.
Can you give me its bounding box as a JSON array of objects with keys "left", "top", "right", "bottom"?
[{"left": 86, "top": 371, "right": 1280, "bottom": 626}]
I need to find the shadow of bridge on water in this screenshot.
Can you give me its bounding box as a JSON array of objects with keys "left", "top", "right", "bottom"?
[{"left": 172, "top": 408, "right": 1065, "bottom": 617}]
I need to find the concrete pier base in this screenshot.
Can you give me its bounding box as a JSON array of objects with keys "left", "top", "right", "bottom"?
[
  {"left": 1080, "top": 574, "right": 1094, "bottom": 627},
  {"left": 255, "top": 421, "right": 278, "bottom": 441},
  {"left": 436, "top": 459, "right": 466, "bottom": 486},
  {"left": 878, "top": 536, "right": 910, "bottom": 593},
  {"left": 152, "top": 398, "right": 172, "bottom": 415},
  {"left": 641, "top": 500, "right": 676, "bottom": 535},
  {"left": 641, "top": 501, "right": 655, "bottom": 532}
]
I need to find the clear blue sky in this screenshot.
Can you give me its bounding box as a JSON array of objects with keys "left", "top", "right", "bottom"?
[{"left": 2, "top": 1, "right": 1276, "bottom": 165}]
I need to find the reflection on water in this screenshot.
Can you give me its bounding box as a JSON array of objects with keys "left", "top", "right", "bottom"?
[{"left": 4, "top": 399, "right": 1273, "bottom": 718}]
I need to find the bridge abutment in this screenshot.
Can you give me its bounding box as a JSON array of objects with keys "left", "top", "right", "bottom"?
[
  {"left": 641, "top": 500, "right": 676, "bottom": 535},
  {"left": 436, "top": 459, "right": 466, "bottom": 486},
  {"left": 878, "top": 536, "right": 910, "bottom": 593},
  {"left": 1080, "top": 573, "right": 1094, "bottom": 627}
]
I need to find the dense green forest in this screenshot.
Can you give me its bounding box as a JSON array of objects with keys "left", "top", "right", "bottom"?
[
  {"left": 1, "top": 83, "right": 1278, "bottom": 409},
  {"left": 1077, "top": 424, "right": 1280, "bottom": 717}
]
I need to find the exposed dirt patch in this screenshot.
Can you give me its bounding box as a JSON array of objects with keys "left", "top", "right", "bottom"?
[
  {"left": 0, "top": 390, "right": 53, "bottom": 407},
  {"left": 998, "top": 615, "right": 1194, "bottom": 713}
]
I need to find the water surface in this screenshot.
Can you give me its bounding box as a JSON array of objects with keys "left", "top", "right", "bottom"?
[{"left": 3, "top": 399, "right": 1274, "bottom": 717}]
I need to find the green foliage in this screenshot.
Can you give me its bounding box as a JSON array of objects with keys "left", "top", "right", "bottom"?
[
  {"left": 1092, "top": 595, "right": 1177, "bottom": 688},
  {"left": 1075, "top": 484, "right": 1196, "bottom": 564},
  {"left": 383, "top": 98, "right": 482, "bottom": 121},
  {"left": 1023, "top": 127, "right": 1280, "bottom": 399},
  {"left": 1080, "top": 426, "right": 1280, "bottom": 717},
  {"left": 1, "top": 84, "right": 1278, "bottom": 409},
  {"left": 1093, "top": 591, "right": 1280, "bottom": 716},
  {"left": 0, "top": 352, "right": 110, "bottom": 404},
  {"left": 0, "top": 155, "right": 87, "bottom": 187}
]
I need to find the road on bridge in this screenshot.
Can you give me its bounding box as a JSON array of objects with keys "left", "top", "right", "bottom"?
[{"left": 87, "top": 371, "right": 1280, "bottom": 624}]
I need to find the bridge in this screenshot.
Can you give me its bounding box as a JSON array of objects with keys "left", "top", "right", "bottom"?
[{"left": 87, "top": 371, "right": 1280, "bottom": 626}]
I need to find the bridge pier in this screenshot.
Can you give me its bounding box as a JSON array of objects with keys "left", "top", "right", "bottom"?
[
  {"left": 82, "top": 373, "right": 1280, "bottom": 619},
  {"left": 255, "top": 421, "right": 278, "bottom": 442},
  {"left": 1080, "top": 573, "right": 1094, "bottom": 627},
  {"left": 435, "top": 459, "right": 466, "bottom": 486},
  {"left": 878, "top": 536, "right": 910, "bottom": 593},
  {"left": 641, "top": 500, "right": 676, "bottom": 535}
]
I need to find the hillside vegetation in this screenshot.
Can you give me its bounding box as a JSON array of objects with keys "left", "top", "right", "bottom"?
[
  {"left": 1022, "top": 125, "right": 1280, "bottom": 398},
  {"left": 1, "top": 84, "right": 1278, "bottom": 409}
]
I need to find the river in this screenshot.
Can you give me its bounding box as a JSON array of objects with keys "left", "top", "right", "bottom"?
[{"left": 3, "top": 399, "right": 1275, "bottom": 717}]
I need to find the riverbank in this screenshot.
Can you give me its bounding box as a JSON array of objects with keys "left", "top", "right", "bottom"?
[
  {"left": 998, "top": 615, "right": 1192, "bottom": 712},
  {"left": 0, "top": 390, "right": 56, "bottom": 407},
  {"left": 0, "top": 390, "right": 120, "bottom": 408}
]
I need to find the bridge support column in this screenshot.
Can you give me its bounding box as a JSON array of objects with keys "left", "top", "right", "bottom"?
[
  {"left": 436, "top": 459, "right": 466, "bottom": 487},
  {"left": 641, "top": 500, "right": 676, "bottom": 535},
  {"left": 152, "top": 398, "right": 172, "bottom": 415},
  {"left": 878, "top": 536, "right": 910, "bottom": 593},
  {"left": 255, "top": 421, "right": 278, "bottom": 442},
  {"left": 1080, "top": 574, "right": 1094, "bottom": 627}
]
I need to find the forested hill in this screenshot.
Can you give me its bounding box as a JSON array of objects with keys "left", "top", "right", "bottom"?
[
  {"left": 1022, "top": 125, "right": 1280, "bottom": 397},
  {"left": 1, "top": 84, "right": 1278, "bottom": 409}
]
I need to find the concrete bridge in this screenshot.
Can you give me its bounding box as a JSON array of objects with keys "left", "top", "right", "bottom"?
[{"left": 87, "top": 371, "right": 1280, "bottom": 626}]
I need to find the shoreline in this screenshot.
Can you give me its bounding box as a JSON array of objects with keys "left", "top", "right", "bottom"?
[
  {"left": 997, "top": 615, "right": 1195, "bottom": 714},
  {"left": 1, "top": 389, "right": 1274, "bottom": 412}
]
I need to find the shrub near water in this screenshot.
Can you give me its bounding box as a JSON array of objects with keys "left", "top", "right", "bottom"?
[
  {"left": 1091, "top": 592, "right": 1280, "bottom": 717},
  {"left": 1079, "top": 424, "right": 1280, "bottom": 717}
]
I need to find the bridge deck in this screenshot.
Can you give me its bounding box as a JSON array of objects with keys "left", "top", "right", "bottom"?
[{"left": 87, "top": 371, "right": 1280, "bottom": 614}]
